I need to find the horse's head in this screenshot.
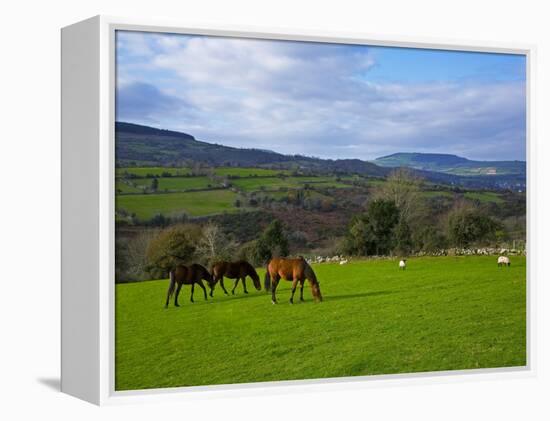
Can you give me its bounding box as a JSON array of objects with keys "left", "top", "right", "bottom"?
[
  {"left": 311, "top": 280, "right": 323, "bottom": 303},
  {"left": 202, "top": 267, "right": 216, "bottom": 289},
  {"left": 250, "top": 267, "right": 261, "bottom": 291}
]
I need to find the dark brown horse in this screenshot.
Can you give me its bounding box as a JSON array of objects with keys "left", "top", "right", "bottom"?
[
  {"left": 210, "top": 260, "right": 261, "bottom": 296},
  {"left": 265, "top": 257, "right": 322, "bottom": 304},
  {"left": 165, "top": 263, "right": 214, "bottom": 308}
]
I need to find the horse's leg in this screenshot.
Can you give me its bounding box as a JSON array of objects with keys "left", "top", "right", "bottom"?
[
  {"left": 289, "top": 278, "right": 299, "bottom": 304},
  {"left": 209, "top": 277, "right": 216, "bottom": 297},
  {"left": 197, "top": 280, "right": 208, "bottom": 301},
  {"left": 299, "top": 279, "right": 305, "bottom": 302},
  {"left": 190, "top": 283, "right": 195, "bottom": 303},
  {"left": 271, "top": 276, "right": 280, "bottom": 304},
  {"left": 174, "top": 282, "right": 183, "bottom": 307},
  {"left": 242, "top": 277, "right": 248, "bottom": 294},
  {"left": 220, "top": 277, "right": 229, "bottom": 295},
  {"left": 232, "top": 278, "right": 239, "bottom": 295},
  {"left": 165, "top": 276, "right": 176, "bottom": 308}
]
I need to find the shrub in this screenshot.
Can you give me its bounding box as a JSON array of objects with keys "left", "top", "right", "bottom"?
[{"left": 145, "top": 224, "right": 202, "bottom": 278}]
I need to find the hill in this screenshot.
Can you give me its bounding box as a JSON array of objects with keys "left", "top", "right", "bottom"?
[
  {"left": 115, "top": 122, "right": 387, "bottom": 176},
  {"left": 374, "top": 152, "right": 525, "bottom": 176},
  {"left": 116, "top": 122, "right": 525, "bottom": 189}
]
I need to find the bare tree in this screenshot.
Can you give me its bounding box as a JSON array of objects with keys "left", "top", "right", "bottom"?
[
  {"left": 196, "top": 222, "right": 236, "bottom": 265},
  {"left": 375, "top": 168, "right": 423, "bottom": 222}
]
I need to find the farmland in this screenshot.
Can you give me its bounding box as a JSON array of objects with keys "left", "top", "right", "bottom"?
[
  {"left": 115, "top": 166, "right": 513, "bottom": 222},
  {"left": 115, "top": 255, "right": 526, "bottom": 390},
  {"left": 116, "top": 190, "right": 239, "bottom": 219}
]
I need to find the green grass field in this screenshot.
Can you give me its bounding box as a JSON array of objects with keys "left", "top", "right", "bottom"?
[
  {"left": 132, "top": 176, "right": 220, "bottom": 191},
  {"left": 464, "top": 191, "right": 504, "bottom": 204},
  {"left": 115, "top": 190, "right": 239, "bottom": 218},
  {"left": 115, "top": 181, "right": 144, "bottom": 194},
  {"left": 116, "top": 167, "right": 191, "bottom": 178},
  {"left": 115, "top": 255, "right": 526, "bottom": 391},
  {"left": 213, "top": 167, "right": 291, "bottom": 177},
  {"left": 232, "top": 176, "right": 349, "bottom": 192}
]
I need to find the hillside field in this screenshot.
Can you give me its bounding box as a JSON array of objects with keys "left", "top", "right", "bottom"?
[
  {"left": 115, "top": 255, "right": 526, "bottom": 391},
  {"left": 116, "top": 190, "right": 239, "bottom": 219}
]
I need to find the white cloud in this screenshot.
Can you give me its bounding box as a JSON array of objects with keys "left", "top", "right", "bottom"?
[{"left": 116, "top": 32, "right": 526, "bottom": 161}]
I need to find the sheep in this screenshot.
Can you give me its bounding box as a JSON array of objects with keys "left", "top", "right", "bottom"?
[
  {"left": 339, "top": 259, "right": 348, "bottom": 265},
  {"left": 498, "top": 256, "right": 511, "bottom": 267},
  {"left": 399, "top": 259, "right": 407, "bottom": 270}
]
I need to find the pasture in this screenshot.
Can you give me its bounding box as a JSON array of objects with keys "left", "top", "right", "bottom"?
[
  {"left": 131, "top": 176, "right": 220, "bottom": 191},
  {"left": 115, "top": 190, "right": 239, "bottom": 219},
  {"left": 115, "top": 255, "right": 526, "bottom": 391},
  {"left": 463, "top": 191, "right": 504, "bottom": 204}
]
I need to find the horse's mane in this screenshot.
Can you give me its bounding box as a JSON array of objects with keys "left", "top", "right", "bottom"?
[{"left": 303, "top": 261, "right": 318, "bottom": 284}]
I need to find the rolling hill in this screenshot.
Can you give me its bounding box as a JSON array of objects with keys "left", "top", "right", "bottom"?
[
  {"left": 116, "top": 122, "right": 388, "bottom": 177},
  {"left": 116, "top": 122, "right": 525, "bottom": 189},
  {"left": 374, "top": 152, "right": 525, "bottom": 177}
]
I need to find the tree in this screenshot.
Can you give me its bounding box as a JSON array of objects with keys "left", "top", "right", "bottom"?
[
  {"left": 145, "top": 224, "right": 201, "bottom": 278},
  {"left": 196, "top": 222, "right": 235, "bottom": 266},
  {"left": 394, "top": 217, "right": 413, "bottom": 255},
  {"left": 447, "top": 202, "right": 501, "bottom": 247},
  {"left": 375, "top": 168, "right": 422, "bottom": 222},
  {"left": 151, "top": 177, "right": 159, "bottom": 192},
  {"left": 246, "top": 220, "right": 289, "bottom": 265},
  {"left": 344, "top": 199, "right": 399, "bottom": 256}
]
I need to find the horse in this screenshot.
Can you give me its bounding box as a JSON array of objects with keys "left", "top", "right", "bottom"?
[
  {"left": 210, "top": 260, "right": 261, "bottom": 296},
  {"left": 497, "top": 256, "right": 511, "bottom": 267},
  {"left": 264, "top": 257, "right": 323, "bottom": 304},
  {"left": 165, "top": 263, "right": 214, "bottom": 308}
]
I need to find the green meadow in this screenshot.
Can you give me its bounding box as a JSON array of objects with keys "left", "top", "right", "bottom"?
[
  {"left": 115, "top": 255, "right": 526, "bottom": 391},
  {"left": 132, "top": 176, "right": 220, "bottom": 191},
  {"left": 213, "top": 167, "right": 291, "bottom": 177},
  {"left": 464, "top": 191, "right": 504, "bottom": 204},
  {"left": 115, "top": 190, "right": 239, "bottom": 218},
  {"left": 116, "top": 167, "right": 192, "bottom": 178},
  {"left": 231, "top": 176, "right": 349, "bottom": 192}
]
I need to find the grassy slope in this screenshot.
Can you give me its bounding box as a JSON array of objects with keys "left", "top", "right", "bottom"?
[
  {"left": 464, "top": 191, "right": 504, "bottom": 204},
  {"left": 115, "top": 255, "right": 526, "bottom": 390},
  {"left": 232, "top": 176, "right": 349, "bottom": 192},
  {"left": 132, "top": 176, "right": 220, "bottom": 191},
  {"left": 116, "top": 167, "right": 191, "bottom": 177},
  {"left": 213, "top": 167, "right": 291, "bottom": 177},
  {"left": 115, "top": 190, "right": 239, "bottom": 218}
]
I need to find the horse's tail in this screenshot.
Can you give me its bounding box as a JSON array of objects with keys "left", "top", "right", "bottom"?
[
  {"left": 165, "top": 269, "right": 176, "bottom": 308},
  {"left": 264, "top": 262, "right": 271, "bottom": 292}
]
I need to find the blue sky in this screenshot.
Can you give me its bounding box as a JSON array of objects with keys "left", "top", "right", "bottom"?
[{"left": 116, "top": 31, "right": 526, "bottom": 161}]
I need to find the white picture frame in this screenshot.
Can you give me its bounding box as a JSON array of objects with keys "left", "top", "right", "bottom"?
[{"left": 61, "top": 15, "right": 536, "bottom": 405}]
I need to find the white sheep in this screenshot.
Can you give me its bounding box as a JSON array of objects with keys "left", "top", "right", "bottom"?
[
  {"left": 497, "top": 256, "right": 511, "bottom": 267},
  {"left": 399, "top": 259, "right": 407, "bottom": 270},
  {"left": 339, "top": 259, "right": 348, "bottom": 265}
]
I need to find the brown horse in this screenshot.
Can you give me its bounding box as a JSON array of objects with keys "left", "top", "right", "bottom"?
[
  {"left": 165, "top": 263, "right": 214, "bottom": 308},
  {"left": 210, "top": 260, "right": 261, "bottom": 296},
  {"left": 265, "top": 257, "right": 322, "bottom": 304}
]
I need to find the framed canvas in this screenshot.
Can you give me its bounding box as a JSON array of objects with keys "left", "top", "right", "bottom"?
[{"left": 61, "top": 15, "right": 535, "bottom": 405}]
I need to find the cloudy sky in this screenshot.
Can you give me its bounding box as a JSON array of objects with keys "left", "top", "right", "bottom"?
[{"left": 116, "top": 30, "right": 526, "bottom": 161}]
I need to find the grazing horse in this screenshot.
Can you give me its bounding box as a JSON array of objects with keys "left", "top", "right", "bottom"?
[
  {"left": 264, "top": 257, "right": 322, "bottom": 304},
  {"left": 210, "top": 260, "right": 261, "bottom": 296},
  {"left": 165, "top": 264, "right": 214, "bottom": 308}
]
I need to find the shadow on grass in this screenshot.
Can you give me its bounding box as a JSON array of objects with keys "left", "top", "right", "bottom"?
[
  {"left": 325, "top": 290, "right": 396, "bottom": 302},
  {"left": 164, "top": 289, "right": 396, "bottom": 308}
]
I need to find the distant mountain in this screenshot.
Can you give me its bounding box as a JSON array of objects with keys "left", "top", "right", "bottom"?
[
  {"left": 374, "top": 152, "right": 525, "bottom": 176},
  {"left": 115, "top": 122, "right": 387, "bottom": 176},
  {"left": 115, "top": 122, "right": 525, "bottom": 190}
]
